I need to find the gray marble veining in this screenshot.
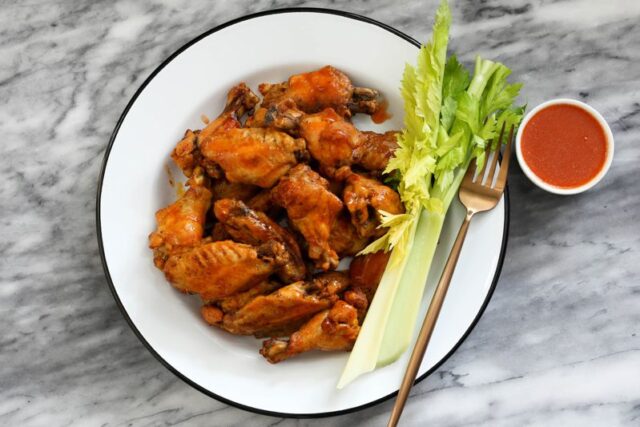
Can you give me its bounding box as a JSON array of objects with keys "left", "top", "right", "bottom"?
[{"left": 1, "top": 0, "right": 639, "bottom": 425}]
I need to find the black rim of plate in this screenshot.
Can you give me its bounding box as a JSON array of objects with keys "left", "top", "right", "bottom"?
[{"left": 96, "top": 7, "right": 510, "bottom": 419}]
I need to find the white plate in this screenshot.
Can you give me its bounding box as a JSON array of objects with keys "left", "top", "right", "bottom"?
[{"left": 97, "top": 9, "right": 508, "bottom": 417}]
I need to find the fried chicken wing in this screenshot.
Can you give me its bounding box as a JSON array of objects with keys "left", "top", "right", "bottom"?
[
  {"left": 257, "top": 66, "right": 380, "bottom": 117},
  {"left": 148, "top": 184, "right": 212, "bottom": 269},
  {"left": 163, "top": 240, "right": 285, "bottom": 300},
  {"left": 271, "top": 164, "right": 343, "bottom": 270},
  {"left": 214, "top": 199, "right": 306, "bottom": 282},
  {"left": 298, "top": 108, "right": 360, "bottom": 175},
  {"left": 260, "top": 300, "right": 360, "bottom": 363},
  {"left": 329, "top": 212, "right": 370, "bottom": 257},
  {"left": 337, "top": 168, "right": 404, "bottom": 238},
  {"left": 216, "top": 280, "right": 282, "bottom": 313},
  {"left": 199, "top": 128, "right": 308, "bottom": 188},
  {"left": 263, "top": 107, "right": 399, "bottom": 176},
  {"left": 349, "top": 251, "right": 390, "bottom": 302},
  {"left": 354, "top": 130, "right": 399, "bottom": 173},
  {"left": 171, "top": 83, "right": 258, "bottom": 178},
  {"left": 215, "top": 272, "right": 349, "bottom": 337}
]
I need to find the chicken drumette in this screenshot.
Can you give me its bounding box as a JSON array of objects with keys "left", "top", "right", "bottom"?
[
  {"left": 249, "top": 105, "right": 398, "bottom": 177},
  {"left": 148, "top": 174, "right": 212, "bottom": 269},
  {"left": 260, "top": 300, "right": 360, "bottom": 363},
  {"left": 271, "top": 164, "right": 343, "bottom": 270},
  {"left": 337, "top": 168, "right": 404, "bottom": 238},
  {"left": 171, "top": 83, "right": 259, "bottom": 179},
  {"left": 248, "top": 66, "right": 380, "bottom": 123}
]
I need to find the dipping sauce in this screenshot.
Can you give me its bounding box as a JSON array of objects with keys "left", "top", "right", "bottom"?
[
  {"left": 521, "top": 104, "right": 608, "bottom": 188},
  {"left": 371, "top": 100, "right": 392, "bottom": 124}
]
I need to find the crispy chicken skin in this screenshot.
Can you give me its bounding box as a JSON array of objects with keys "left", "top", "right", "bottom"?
[
  {"left": 214, "top": 198, "right": 306, "bottom": 282},
  {"left": 337, "top": 168, "right": 404, "bottom": 238},
  {"left": 171, "top": 83, "right": 258, "bottom": 178},
  {"left": 258, "top": 66, "right": 379, "bottom": 117},
  {"left": 329, "top": 212, "right": 370, "bottom": 257},
  {"left": 214, "top": 272, "right": 350, "bottom": 337},
  {"left": 260, "top": 300, "right": 360, "bottom": 363},
  {"left": 271, "top": 164, "right": 343, "bottom": 270},
  {"left": 199, "top": 128, "right": 308, "bottom": 188},
  {"left": 148, "top": 184, "right": 212, "bottom": 269},
  {"left": 162, "top": 240, "right": 285, "bottom": 301}
]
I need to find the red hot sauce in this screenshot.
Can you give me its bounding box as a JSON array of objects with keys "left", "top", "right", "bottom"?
[{"left": 521, "top": 104, "right": 608, "bottom": 188}]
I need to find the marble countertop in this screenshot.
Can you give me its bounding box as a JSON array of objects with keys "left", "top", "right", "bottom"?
[{"left": 2, "top": 0, "right": 639, "bottom": 425}]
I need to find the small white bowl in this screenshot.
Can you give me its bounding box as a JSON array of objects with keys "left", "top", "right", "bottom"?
[{"left": 515, "top": 98, "right": 614, "bottom": 195}]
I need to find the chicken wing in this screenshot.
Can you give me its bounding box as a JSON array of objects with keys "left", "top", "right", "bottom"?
[
  {"left": 349, "top": 251, "right": 390, "bottom": 302},
  {"left": 261, "top": 106, "right": 399, "bottom": 176},
  {"left": 337, "top": 168, "right": 404, "bottom": 238},
  {"left": 148, "top": 184, "right": 212, "bottom": 269},
  {"left": 256, "top": 66, "right": 380, "bottom": 118},
  {"left": 216, "top": 280, "right": 282, "bottom": 313},
  {"left": 162, "top": 240, "right": 285, "bottom": 301},
  {"left": 199, "top": 128, "right": 308, "bottom": 188},
  {"left": 329, "top": 211, "right": 370, "bottom": 257},
  {"left": 171, "top": 83, "right": 259, "bottom": 178},
  {"left": 214, "top": 198, "right": 306, "bottom": 282},
  {"left": 271, "top": 164, "right": 343, "bottom": 270},
  {"left": 354, "top": 130, "right": 399, "bottom": 173},
  {"left": 260, "top": 300, "right": 360, "bottom": 363},
  {"left": 201, "top": 280, "right": 283, "bottom": 326},
  {"left": 215, "top": 272, "right": 350, "bottom": 337},
  {"left": 298, "top": 108, "right": 361, "bottom": 176}
]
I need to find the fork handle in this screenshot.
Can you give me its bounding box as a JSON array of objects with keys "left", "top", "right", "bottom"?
[{"left": 388, "top": 209, "right": 475, "bottom": 427}]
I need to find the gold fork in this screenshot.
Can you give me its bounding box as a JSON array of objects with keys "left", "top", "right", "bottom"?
[{"left": 388, "top": 124, "right": 515, "bottom": 427}]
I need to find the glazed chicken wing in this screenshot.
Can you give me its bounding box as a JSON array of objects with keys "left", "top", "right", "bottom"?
[
  {"left": 271, "top": 164, "right": 343, "bottom": 270},
  {"left": 298, "top": 108, "right": 361, "bottom": 175},
  {"left": 329, "top": 212, "right": 370, "bottom": 257},
  {"left": 212, "top": 272, "right": 350, "bottom": 337},
  {"left": 260, "top": 300, "right": 360, "bottom": 363},
  {"left": 256, "top": 66, "right": 380, "bottom": 118},
  {"left": 354, "top": 130, "right": 399, "bottom": 173},
  {"left": 214, "top": 199, "right": 306, "bottom": 282},
  {"left": 261, "top": 106, "right": 399, "bottom": 176},
  {"left": 162, "top": 240, "right": 286, "bottom": 300},
  {"left": 199, "top": 128, "right": 308, "bottom": 188},
  {"left": 171, "top": 83, "right": 259, "bottom": 178},
  {"left": 337, "top": 168, "right": 404, "bottom": 238},
  {"left": 148, "top": 183, "right": 212, "bottom": 269},
  {"left": 349, "top": 251, "right": 390, "bottom": 303}
]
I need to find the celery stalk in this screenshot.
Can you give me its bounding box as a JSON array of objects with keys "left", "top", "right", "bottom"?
[
  {"left": 377, "top": 208, "right": 444, "bottom": 365},
  {"left": 337, "top": 218, "right": 418, "bottom": 388},
  {"left": 338, "top": 0, "right": 524, "bottom": 388}
]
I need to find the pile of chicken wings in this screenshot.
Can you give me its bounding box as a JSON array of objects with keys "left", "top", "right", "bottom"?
[{"left": 149, "top": 66, "right": 404, "bottom": 363}]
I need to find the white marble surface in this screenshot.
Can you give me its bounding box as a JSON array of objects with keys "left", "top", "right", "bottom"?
[{"left": 1, "top": 0, "right": 639, "bottom": 425}]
